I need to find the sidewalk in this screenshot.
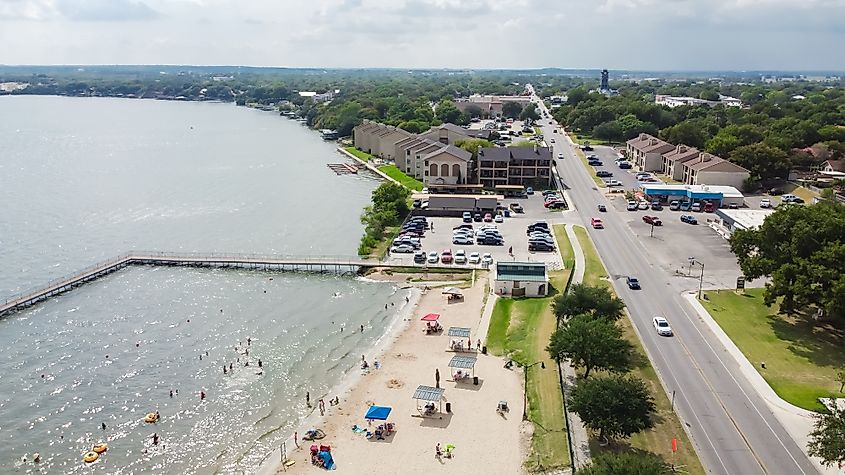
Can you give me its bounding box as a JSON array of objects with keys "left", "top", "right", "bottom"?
[
  {"left": 558, "top": 224, "right": 591, "bottom": 470},
  {"left": 683, "top": 293, "right": 843, "bottom": 475}
]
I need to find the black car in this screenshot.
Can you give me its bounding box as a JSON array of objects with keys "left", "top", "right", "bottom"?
[
  {"left": 547, "top": 201, "right": 566, "bottom": 210},
  {"left": 529, "top": 242, "right": 555, "bottom": 252},
  {"left": 596, "top": 171, "right": 612, "bottom": 178},
  {"left": 478, "top": 237, "right": 504, "bottom": 246},
  {"left": 650, "top": 202, "right": 663, "bottom": 211},
  {"left": 527, "top": 224, "right": 550, "bottom": 233},
  {"left": 626, "top": 276, "right": 641, "bottom": 290},
  {"left": 473, "top": 213, "right": 483, "bottom": 222},
  {"left": 588, "top": 160, "right": 603, "bottom": 166},
  {"left": 597, "top": 204, "right": 607, "bottom": 212},
  {"left": 618, "top": 162, "right": 632, "bottom": 169},
  {"left": 413, "top": 252, "right": 426, "bottom": 264}
]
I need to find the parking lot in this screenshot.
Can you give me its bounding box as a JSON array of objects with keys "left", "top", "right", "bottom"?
[
  {"left": 604, "top": 194, "right": 764, "bottom": 289},
  {"left": 384, "top": 193, "right": 565, "bottom": 270},
  {"left": 588, "top": 145, "right": 641, "bottom": 190}
]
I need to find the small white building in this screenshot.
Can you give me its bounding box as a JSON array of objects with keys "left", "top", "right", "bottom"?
[
  {"left": 494, "top": 262, "right": 549, "bottom": 297},
  {"left": 714, "top": 209, "right": 775, "bottom": 235}
]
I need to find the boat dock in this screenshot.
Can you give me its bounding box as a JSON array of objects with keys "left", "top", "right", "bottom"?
[
  {"left": 327, "top": 162, "right": 362, "bottom": 175},
  {"left": 0, "top": 252, "right": 476, "bottom": 317}
]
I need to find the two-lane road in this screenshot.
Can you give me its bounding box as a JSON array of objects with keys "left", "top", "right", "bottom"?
[{"left": 530, "top": 88, "right": 817, "bottom": 475}]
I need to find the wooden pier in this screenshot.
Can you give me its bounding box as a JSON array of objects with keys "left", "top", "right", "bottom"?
[
  {"left": 327, "top": 163, "right": 361, "bottom": 175},
  {"left": 0, "top": 252, "right": 475, "bottom": 317}
]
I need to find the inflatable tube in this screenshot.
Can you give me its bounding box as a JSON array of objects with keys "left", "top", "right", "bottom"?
[
  {"left": 83, "top": 451, "right": 99, "bottom": 463},
  {"left": 144, "top": 413, "right": 159, "bottom": 423},
  {"left": 93, "top": 443, "right": 108, "bottom": 454}
]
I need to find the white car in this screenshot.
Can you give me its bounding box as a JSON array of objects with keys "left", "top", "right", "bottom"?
[
  {"left": 557, "top": 153, "right": 564, "bottom": 159},
  {"left": 638, "top": 201, "right": 650, "bottom": 210},
  {"left": 481, "top": 253, "right": 494, "bottom": 265},
  {"left": 494, "top": 215, "right": 504, "bottom": 223},
  {"left": 626, "top": 200, "right": 638, "bottom": 211},
  {"left": 468, "top": 252, "right": 481, "bottom": 264},
  {"left": 652, "top": 317, "right": 673, "bottom": 336},
  {"left": 427, "top": 251, "right": 439, "bottom": 264},
  {"left": 421, "top": 187, "right": 429, "bottom": 194},
  {"left": 604, "top": 179, "right": 622, "bottom": 187},
  {"left": 760, "top": 198, "right": 771, "bottom": 208},
  {"left": 454, "top": 249, "right": 467, "bottom": 264},
  {"left": 390, "top": 244, "right": 416, "bottom": 254},
  {"left": 452, "top": 236, "right": 474, "bottom": 245}
]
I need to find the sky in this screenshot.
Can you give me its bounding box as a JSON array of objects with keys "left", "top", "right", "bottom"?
[{"left": 0, "top": 0, "right": 843, "bottom": 70}]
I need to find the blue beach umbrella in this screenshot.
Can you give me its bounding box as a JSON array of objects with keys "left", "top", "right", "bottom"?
[{"left": 364, "top": 405, "right": 392, "bottom": 421}]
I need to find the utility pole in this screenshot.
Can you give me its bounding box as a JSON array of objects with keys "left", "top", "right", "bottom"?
[{"left": 688, "top": 258, "right": 705, "bottom": 299}]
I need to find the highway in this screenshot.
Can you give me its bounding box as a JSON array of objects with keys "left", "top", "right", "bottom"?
[{"left": 529, "top": 86, "right": 818, "bottom": 475}]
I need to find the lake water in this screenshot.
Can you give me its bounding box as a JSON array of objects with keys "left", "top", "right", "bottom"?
[{"left": 0, "top": 96, "right": 402, "bottom": 473}]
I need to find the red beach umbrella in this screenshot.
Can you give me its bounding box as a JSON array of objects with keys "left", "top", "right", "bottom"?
[{"left": 420, "top": 313, "right": 440, "bottom": 321}]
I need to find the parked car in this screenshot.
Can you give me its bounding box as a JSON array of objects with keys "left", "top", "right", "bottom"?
[
  {"left": 760, "top": 198, "right": 772, "bottom": 208},
  {"left": 680, "top": 214, "right": 698, "bottom": 224},
  {"left": 596, "top": 170, "right": 613, "bottom": 178},
  {"left": 728, "top": 202, "right": 739, "bottom": 209},
  {"left": 427, "top": 251, "right": 439, "bottom": 264},
  {"left": 626, "top": 276, "right": 641, "bottom": 290},
  {"left": 413, "top": 199, "right": 422, "bottom": 208},
  {"left": 440, "top": 249, "right": 453, "bottom": 264},
  {"left": 627, "top": 200, "right": 638, "bottom": 211},
  {"left": 481, "top": 253, "right": 494, "bottom": 265},
  {"left": 462, "top": 211, "right": 472, "bottom": 223},
  {"left": 650, "top": 201, "right": 662, "bottom": 211},
  {"left": 782, "top": 194, "right": 804, "bottom": 204},
  {"left": 528, "top": 222, "right": 550, "bottom": 231},
  {"left": 526, "top": 187, "right": 534, "bottom": 195},
  {"left": 509, "top": 203, "right": 524, "bottom": 213},
  {"left": 618, "top": 162, "right": 632, "bottom": 169},
  {"left": 453, "top": 223, "right": 473, "bottom": 231},
  {"left": 473, "top": 213, "right": 483, "bottom": 222},
  {"left": 453, "top": 235, "right": 474, "bottom": 245},
  {"left": 529, "top": 242, "right": 555, "bottom": 252},
  {"left": 679, "top": 201, "right": 692, "bottom": 211},
  {"left": 413, "top": 250, "right": 426, "bottom": 263},
  {"left": 638, "top": 201, "right": 649, "bottom": 210},
  {"left": 604, "top": 179, "right": 622, "bottom": 187},
  {"left": 483, "top": 213, "right": 493, "bottom": 222},
  {"left": 703, "top": 201, "right": 715, "bottom": 212},
  {"left": 691, "top": 202, "right": 701, "bottom": 212},
  {"left": 468, "top": 252, "right": 481, "bottom": 264},
  {"left": 642, "top": 215, "right": 662, "bottom": 226},
  {"left": 557, "top": 153, "right": 564, "bottom": 160},
  {"left": 494, "top": 214, "right": 504, "bottom": 223},
  {"left": 454, "top": 249, "right": 467, "bottom": 264},
  {"left": 597, "top": 204, "right": 607, "bottom": 212},
  {"left": 390, "top": 244, "right": 416, "bottom": 254},
  {"left": 547, "top": 201, "right": 566, "bottom": 209},
  {"left": 669, "top": 200, "right": 681, "bottom": 211},
  {"left": 652, "top": 317, "right": 673, "bottom": 336},
  {"left": 591, "top": 217, "right": 604, "bottom": 229}
]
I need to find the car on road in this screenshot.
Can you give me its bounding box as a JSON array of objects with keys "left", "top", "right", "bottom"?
[
  {"left": 652, "top": 317, "right": 673, "bottom": 336},
  {"left": 680, "top": 214, "right": 698, "bottom": 224},
  {"left": 642, "top": 215, "right": 662, "bottom": 226},
  {"left": 549, "top": 138, "right": 555, "bottom": 143},
  {"left": 481, "top": 253, "right": 494, "bottom": 265},
  {"left": 627, "top": 200, "right": 638, "bottom": 211},
  {"left": 588, "top": 160, "right": 603, "bottom": 166},
  {"left": 441, "top": 249, "right": 453, "bottom": 264},
  {"left": 454, "top": 249, "right": 467, "bottom": 264},
  {"left": 413, "top": 250, "right": 426, "bottom": 264},
  {"left": 669, "top": 200, "right": 680, "bottom": 211},
  {"left": 468, "top": 252, "right": 481, "bottom": 264},
  {"left": 618, "top": 161, "right": 632, "bottom": 169},
  {"left": 760, "top": 198, "right": 771, "bottom": 208},
  {"left": 494, "top": 214, "right": 504, "bottom": 223},
  {"left": 597, "top": 204, "right": 607, "bottom": 212},
  {"left": 390, "top": 244, "right": 416, "bottom": 254},
  {"left": 591, "top": 217, "right": 604, "bottom": 229},
  {"left": 526, "top": 187, "right": 534, "bottom": 195},
  {"left": 638, "top": 201, "right": 649, "bottom": 210},
  {"left": 626, "top": 276, "right": 641, "bottom": 290},
  {"left": 596, "top": 170, "right": 613, "bottom": 178},
  {"left": 509, "top": 203, "right": 524, "bottom": 213},
  {"left": 604, "top": 179, "right": 622, "bottom": 187},
  {"left": 557, "top": 153, "right": 564, "bottom": 160},
  {"left": 651, "top": 201, "right": 663, "bottom": 211}
]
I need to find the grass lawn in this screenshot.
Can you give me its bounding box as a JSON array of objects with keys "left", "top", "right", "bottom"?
[
  {"left": 574, "top": 148, "right": 606, "bottom": 188},
  {"left": 377, "top": 164, "right": 424, "bottom": 191},
  {"left": 701, "top": 289, "right": 845, "bottom": 411},
  {"left": 783, "top": 183, "right": 821, "bottom": 204},
  {"left": 344, "top": 146, "right": 373, "bottom": 162},
  {"left": 574, "top": 225, "right": 706, "bottom": 475},
  {"left": 486, "top": 270, "right": 573, "bottom": 470},
  {"left": 567, "top": 131, "right": 612, "bottom": 146},
  {"left": 553, "top": 224, "right": 575, "bottom": 271}
]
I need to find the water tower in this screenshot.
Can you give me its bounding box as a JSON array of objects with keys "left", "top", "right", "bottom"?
[{"left": 600, "top": 69, "right": 609, "bottom": 92}]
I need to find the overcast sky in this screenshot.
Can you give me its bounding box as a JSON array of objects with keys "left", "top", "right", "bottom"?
[{"left": 0, "top": 0, "right": 843, "bottom": 70}]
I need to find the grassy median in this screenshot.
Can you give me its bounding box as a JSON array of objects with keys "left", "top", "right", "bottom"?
[
  {"left": 486, "top": 249, "right": 573, "bottom": 470},
  {"left": 573, "top": 225, "right": 705, "bottom": 475},
  {"left": 377, "top": 164, "right": 424, "bottom": 191},
  {"left": 702, "top": 289, "right": 845, "bottom": 411}
]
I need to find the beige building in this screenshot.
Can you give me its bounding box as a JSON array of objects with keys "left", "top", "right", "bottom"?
[
  {"left": 662, "top": 144, "right": 701, "bottom": 180},
  {"left": 626, "top": 134, "right": 675, "bottom": 172},
  {"left": 680, "top": 153, "right": 750, "bottom": 189},
  {"left": 477, "top": 145, "right": 553, "bottom": 188},
  {"left": 494, "top": 262, "right": 549, "bottom": 297},
  {"left": 424, "top": 145, "right": 472, "bottom": 185},
  {"left": 352, "top": 120, "right": 413, "bottom": 160},
  {"left": 454, "top": 95, "right": 533, "bottom": 117}
]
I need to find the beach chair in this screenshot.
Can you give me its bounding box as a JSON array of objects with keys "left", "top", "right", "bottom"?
[{"left": 496, "top": 401, "right": 509, "bottom": 414}]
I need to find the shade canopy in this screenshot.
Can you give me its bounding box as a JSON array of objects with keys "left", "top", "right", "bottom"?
[
  {"left": 448, "top": 355, "right": 477, "bottom": 370},
  {"left": 447, "top": 327, "right": 471, "bottom": 338},
  {"left": 364, "top": 405, "right": 393, "bottom": 421},
  {"left": 441, "top": 287, "right": 463, "bottom": 295},
  {"left": 412, "top": 385, "right": 445, "bottom": 401},
  {"left": 420, "top": 313, "right": 440, "bottom": 322}
]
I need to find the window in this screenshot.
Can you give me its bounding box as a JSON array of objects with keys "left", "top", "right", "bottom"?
[
  {"left": 452, "top": 164, "right": 461, "bottom": 177},
  {"left": 441, "top": 164, "right": 449, "bottom": 177},
  {"left": 430, "top": 164, "right": 438, "bottom": 176}
]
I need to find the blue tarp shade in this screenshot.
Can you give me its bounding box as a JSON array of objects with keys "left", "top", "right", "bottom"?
[{"left": 365, "top": 405, "right": 392, "bottom": 421}]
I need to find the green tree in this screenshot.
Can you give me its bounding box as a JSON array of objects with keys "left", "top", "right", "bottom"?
[
  {"left": 547, "top": 315, "right": 633, "bottom": 378},
  {"left": 552, "top": 283, "right": 626, "bottom": 322},
  {"left": 808, "top": 406, "right": 845, "bottom": 468},
  {"left": 435, "top": 99, "right": 462, "bottom": 124},
  {"left": 398, "top": 120, "right": 430, "bottom": 134},
  {"left": 372, "top": 182, "right": 410, "bottom": 217},
  {"left": 837, "top": 366, "right": 845, "bottom": 393},
  {"left": 730, "top": 201, "right": 845, "bottom": 318},
  {"left": 578, "top": 452, "right": 667, "bottom": 475},
  {"left": 592, "top": 121, "right": 623, "bottom": 142},
  {"left": 659, "top": 121, "right": 707, "bottom": 149},
  {"left": 566, "top": 86, "right": 589, "bottom": 107},
  {"left": 729, "top": 143, "right": 791, "bottom": 181},
  {"left": 455, "top": 139, "right": 493, "bottom": 160},
  {"left": 705, "top": 131, "right": 742, "bottom": 157},
  {"left": 464, "top": 104, "right": 483, "bottom": 119},
  {"left": 570, "top": 374, "right": 655, "bottom": 441},
  {"left": 502, "top": 101, "right": 524, "bottom": 119},
  {"left": 519, "top": 103, "right": 540, "bottom": 121},
  {"left": 699, "top": 89, "right": 720, "bottom": 101}
]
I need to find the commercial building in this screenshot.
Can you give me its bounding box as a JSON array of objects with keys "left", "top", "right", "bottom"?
[
  {"left": 640, "top": 184, "right": 745, "bottom": 207},
  {"left": 454, "top": 95, "right": 533, "bottom": 117},
  {"left": 412, "top": 193, "right": 501, "bottom": 214},
  {"left": 714, "top": 209, "right": 775, "bottom": 235},
  {"left": 655, "top": 94, "right": 742, "bottom": 108},
  {"left": 477, "top": 145, "right": 553, "bottom": 189},
  {"left": 494, "top": 262, "right": 549, "bottom": 297},
  {"left": 626, "top": 134, "right": 675, "bottom": 172}
]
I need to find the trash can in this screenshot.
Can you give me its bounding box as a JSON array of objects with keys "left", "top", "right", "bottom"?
[
  {"left": 473, "top": 376, "right": 479, "bottom": 386},
  {"left": 482, "top": 346, "right": 487, "bottom": 355},
  {"left": 445, "top": 402, "right": 452, "bottom": 413}
]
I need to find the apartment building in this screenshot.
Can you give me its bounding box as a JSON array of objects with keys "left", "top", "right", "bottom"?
[
  {"left": 626, "top": 134, "right": 675, "bottom": 172},
  {"left": 662, "top": 144, "right": 701, "bottom": 180},
  {"left": 477, "top": 145, "right": 553, "bottom": 188},
  {"left": 352, "top": 120, "right": 414, "bottom": 161},
  {"left": 681, "top": 153, "right": 750, "bottom": 189}
]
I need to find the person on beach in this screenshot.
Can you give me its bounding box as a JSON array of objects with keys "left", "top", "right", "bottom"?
[
  {"left": 229, "top": 363, "right": 233, "bottom": 371},
  {"left": 199, "top": 355, "right": 202, "bottom": 361},
  {"left": 294, "top": 431, "right": 299, "bottom": 447},
  {"left": 361, "top": 324, "right": 365, "bottom": 332},
  {"left": 152, "top": 433, "right": 159, "bottom": 446},
  {"left": 334, "top": 396, "right": 339, "bottom": 406},
  {"left": 435, "top": 443, "right": 442, "bottom": 459},
  {"left": 319, "top": 399, "right": 325, "bottom": 416},
  {"left": 435, "top": 368, "right": 440, "bottom": 388},
  {"left": 406, "top": 296, "right": 409, "bottom": 303},
  {"left": 477, "top": 339, "right": 482, "bottom": 351},
  {"left": 205, "top": 351, "right": 209, "bottom": 356}
]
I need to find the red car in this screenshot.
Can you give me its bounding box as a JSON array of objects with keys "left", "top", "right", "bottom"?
[
  {"left": 483, "top": 213, "right": 493, "bottom": 222},
  {"left": 642, "top": 216, "right": 662, "bottom": 226},
  {"left": 591, "top": 217, "right": 604, "bottom": 229},
  {"left": 440, "top": 249, "right": 453, "bottom": 264}
]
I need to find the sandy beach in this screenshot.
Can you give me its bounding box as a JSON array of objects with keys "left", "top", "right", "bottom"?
[{"left": 269, "top": 272, "right": 528, "bottom": 474}]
